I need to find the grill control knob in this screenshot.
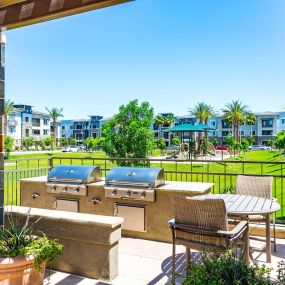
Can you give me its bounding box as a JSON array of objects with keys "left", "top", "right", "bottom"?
[
  {"left": 140, "top": 192, "right": 146, "bottom": 199},
  {"left": 51, "top": 186, "right": 56, "bottom": 192},
  {"left": 112, "top": 190, "right": 117, "bottom": 196},
  {"left": 63, "top": 186, "right": 68, "bottom": 192},
  {"left": 126, "top": 191, "right": 131, "bottom": 197},
  {"left": 74, "top": 187, "right": 80, "bottom": 193}
]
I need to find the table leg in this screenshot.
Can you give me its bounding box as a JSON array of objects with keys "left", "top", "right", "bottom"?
[{"left": 266, "top": 213, "right": 271, "bottom": 263}]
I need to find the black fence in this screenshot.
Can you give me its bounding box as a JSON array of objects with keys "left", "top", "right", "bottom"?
[{"left": 3, "top": 156, "right": 285, "bottom": 219}]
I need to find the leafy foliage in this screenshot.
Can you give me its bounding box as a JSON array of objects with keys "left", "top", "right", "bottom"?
[
  {"left": 225, "top": 135, "right": 235, "bottom": 148},
  {"left": 40, "top": 137, "right": 54, "bottom": 150},
  {"left": 60, "top": 137, "right": 68, "bottom": 146},
  {"left": 70, "top": 138, "right": 77, "bottom": 146},
  {"left": 212, "top": 139, "right": 219, "bottom": 147},
  {"left": 181, "top": 251, "right": 272, "bottom": 285},
  {"left": 0, "top": 213, "right": 63, "bottom": 270},
  {"left": 4, "top": 136, "right": 13, "bottom": 159},
  {"left": 102, "top": 100, "right": 154, "bottom": 166},
  {"left": 83, "top": 137, "right": 98, "bottom": 151},
  {"left": 172, "top": 137, "right": 181, "bottom": 146},
  {"left": 155, "top": 138, "right": 166, "bottom": 151},
  {"left": 222, "top": 100, "right": 250, "bottom": 141},
  {"left": 22, "top": 137, "right": 35, "bottom": 149}
]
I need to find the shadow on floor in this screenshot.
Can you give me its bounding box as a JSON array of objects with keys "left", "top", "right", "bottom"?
[{"left": 146, "top": 252, "right": 201, "bottom": 285}]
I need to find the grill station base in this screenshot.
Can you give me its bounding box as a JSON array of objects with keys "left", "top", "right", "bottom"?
[{"left": 20, "top": 176, "right": 213, "bottom": 243}]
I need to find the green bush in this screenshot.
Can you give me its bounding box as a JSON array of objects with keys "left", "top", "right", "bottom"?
[
  {"left": 4, "top": 136, "right": 14, "bottom": 159},
  {"left": 181, "top": 251, "right": 272, "bottom": 285}
]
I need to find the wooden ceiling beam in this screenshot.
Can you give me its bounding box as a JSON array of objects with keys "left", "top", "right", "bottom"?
[{"left": 0, "top": 0, "right": 132, "bottom": 30}]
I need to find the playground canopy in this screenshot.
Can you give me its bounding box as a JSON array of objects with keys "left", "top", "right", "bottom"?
[{"left": 163, "top": 123, "right": 215, "bottom": 159}]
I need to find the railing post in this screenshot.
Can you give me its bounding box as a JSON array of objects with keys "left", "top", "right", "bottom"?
[
  {"left": 147, "top": 158, "right": 150, "bottom": 168},
  {"left": 49, "top": 157, "right": 53, "bottom": 169}
]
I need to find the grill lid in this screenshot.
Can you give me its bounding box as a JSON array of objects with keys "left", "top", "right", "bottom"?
[
  {"left": 105, "top": 167, "right": 165, "bottom": 188},
  {"left": 47, "top": 165, "right": 101, "bottom": 184}
]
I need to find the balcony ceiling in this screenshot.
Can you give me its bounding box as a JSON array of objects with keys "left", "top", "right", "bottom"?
[{"left": 0, "top": 0, "right": 132, "bottom": 30}]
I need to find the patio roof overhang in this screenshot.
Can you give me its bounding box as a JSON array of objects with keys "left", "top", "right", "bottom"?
[{"left": 0, "top": 0, "right": 132, "bottom": 30}]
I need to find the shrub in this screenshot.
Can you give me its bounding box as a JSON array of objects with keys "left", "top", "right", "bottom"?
[
  {"left": 181, "top": 251, "right": 272, "bottom": 285},
  {"left": 4, "top": 136, "right": 14, "bottom": 159},
  {"left": 22, "top": 137, "right": 35, "bottom": 149}
]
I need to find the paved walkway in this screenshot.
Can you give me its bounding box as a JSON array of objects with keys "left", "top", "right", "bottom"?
[{"left": 44, "top": 237, "right": 285, "bottom": 285}]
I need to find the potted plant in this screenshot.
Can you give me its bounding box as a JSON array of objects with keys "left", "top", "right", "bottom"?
[{"left": 0, "top": 213, "right": 63, "bottom": 285}]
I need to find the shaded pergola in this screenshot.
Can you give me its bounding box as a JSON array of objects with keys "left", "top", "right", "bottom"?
[
  {"left": 163, "top": 124, "right": 215, "bottom": 159},
  {"left": 0, "top": 0, "right": 132, "bottom": 225}
]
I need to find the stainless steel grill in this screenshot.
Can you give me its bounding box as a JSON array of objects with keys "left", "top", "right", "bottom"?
[
  {"left": 104, "top": 167, "right": 165, "bottom": 202},
  {"left": 46, "top": 165, "right": 101, "bottom": 196}
]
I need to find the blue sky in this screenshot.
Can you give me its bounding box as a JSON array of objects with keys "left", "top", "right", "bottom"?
[{"left": 5, "top": 0, "right": 285, "bottom": 119}]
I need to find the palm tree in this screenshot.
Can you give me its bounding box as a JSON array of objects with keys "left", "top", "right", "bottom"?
[
  {"left": 188, "top": 102, "right": 207, "bottom": 124},
  {"left": 203, "top": 104, "right": 216, "bottom": 139},
  {"left": 45, "top": 107, "right": 63, "bottom": 146},
  {"left": 154, "top": 114, "right": 165, "bottom": 139},
  {"left": 245, "top": 113, "right": 257, "bottom": 139},
  {"left": 164, "top": 114, "right": 174, "bottom": 127},
  {"left": 3, "top": 100, "right": 22, "bottom": 135},
  {"left": 222, "top": 100, "right": 250, "bottom": 142}
]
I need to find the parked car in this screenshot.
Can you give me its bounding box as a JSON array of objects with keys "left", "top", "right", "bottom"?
[
  {"left": 249, "top": 145, "right": 271, "bottom": 151},
  {"left": 166, "top": 145, "right": 179, "bottom": 151},
  {"left": 62, "top": 145, "right": 80, "bottom": 152}
]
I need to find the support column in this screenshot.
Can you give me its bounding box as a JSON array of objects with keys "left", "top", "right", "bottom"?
[{"left": 0, "top": 32, "right": 6, "bottom": 226}]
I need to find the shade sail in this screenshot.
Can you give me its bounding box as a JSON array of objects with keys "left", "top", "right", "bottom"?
[{"left": 163, "top": 124, "right": 213, "bottom": 132}]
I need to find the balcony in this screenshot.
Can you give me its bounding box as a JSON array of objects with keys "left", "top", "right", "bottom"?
[{"left": 32, "top": 122, "right": 41, "bottom": 127}]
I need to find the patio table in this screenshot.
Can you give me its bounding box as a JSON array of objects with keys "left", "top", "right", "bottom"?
[{"left": 202, "top": 193, "right": 280, "bottom": 263}]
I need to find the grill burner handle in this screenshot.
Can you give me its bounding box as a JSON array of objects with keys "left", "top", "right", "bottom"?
[
  {"left": 32, "top": 192, "right": 40, "bottom": 199},
  {"left": 92, "top": 198, "right": 101, "bottom": 205}
]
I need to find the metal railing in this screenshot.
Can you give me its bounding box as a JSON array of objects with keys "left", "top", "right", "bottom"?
[{"left": 3, "top": 156, "right": 285, "bottom": 219}]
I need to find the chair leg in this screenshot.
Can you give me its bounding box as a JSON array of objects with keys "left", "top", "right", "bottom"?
[
  {"left": 185, "top": 247, "right": 191, "bottom": 271},
  {"left": 172, "top": 231, "right": 176, "bottom": 283},
  {"left": 244, "top": 226, "right": 250, "bottom": 264},
  {"left": 273, "top": 213, "right": 276, "bottom": 252}
]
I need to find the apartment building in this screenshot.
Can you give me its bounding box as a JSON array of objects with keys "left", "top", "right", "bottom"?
[
  {"left": 58, "top": 111, "right": 285, "bottom": 146},
  {"left": 7, "top": 104, "right": 51, "bottom": 145},
  {"left": 60, "top": 115, "right": 103, "bottom": 143}
]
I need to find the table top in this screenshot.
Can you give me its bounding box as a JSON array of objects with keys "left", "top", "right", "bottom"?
[{"left": 203, "top": 193, "right": 280, "bottom": 215}]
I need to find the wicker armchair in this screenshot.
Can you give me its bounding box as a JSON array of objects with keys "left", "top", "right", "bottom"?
[
  {"left": 169, "top": 195, "right": 249, "bottom": 278},
  {"left": 235, "top": 175, "right": 276, "bottom": 251}
]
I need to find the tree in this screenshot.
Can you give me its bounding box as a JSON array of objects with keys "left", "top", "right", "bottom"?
[
  {"left": 240, "top": 138, "right": 250, "bottom": 160},
  {"left": 102, "top": 100, "right": 154, "bottom": 166},
  {"left": 164, "top": 114, "right": 174, "bottom": 127},
  {"left": 248, "top": 136, "right": 255, "bottom": 146},
  {"left": 70, "top": 138, "right": 77, "bottom": 146},
  {"left": 245, "top": 113, "right": 257, "bottom": 138},
  {"left": 60, "top": 137, "right": 68, "bottom": 147},
  {"left": 41, "top": 137, "right": 54, "bottom": 150},
  {"left": 83, "top": 137, "right": 97, "bottom": 152},
  {"left": 3, "top": 100, "right": 22, "bottom": 135},
  {"left": 225, "top": 135, "right": 235, "bottom": 157},
  {"left": 4, "top": 136, "right": 13, "bottom": 159},
  {"left": 45, "top": 107, "right": 63, "bottom": 147},
  {"left": 22, "top": 137, "right": 35, "bottom": 150},
  {"left": 274, "top": 131, "right": 285, "bottom": 160},
  {"left": 95, "top": 137, "right": 105, "bottom": 149},
  {"left": 154, "top": 114, "right": 165, "bottom": 128},
  {"left": 172, "top": 137, "right": 181, "bottom": 146},
  {"left": 222, "top": 100, "right": 250, "bottom": 142},
  {"left": 155, "top": 138, "right": 166, "bottom": 152},
  {"left": 189, "top": 102, "right": 216, "bottom": 150},
  {"left": 212, "top": 139, "right": 219, "bottom": 147}
]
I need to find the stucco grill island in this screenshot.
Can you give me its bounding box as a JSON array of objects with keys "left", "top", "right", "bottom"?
[{"left": 21, "top": 165, "right": 214, "bottom": 242}]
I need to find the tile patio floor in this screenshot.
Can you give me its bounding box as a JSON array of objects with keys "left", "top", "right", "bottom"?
[{"left": 44, "top": 237, "right": 285, "bottom": 285}]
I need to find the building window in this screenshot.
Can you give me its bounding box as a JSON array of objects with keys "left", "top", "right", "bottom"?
[
  {"left": 261, "top": 119, "right": 273, "bottom": 128},
  {"left": 212, "top": 131, "right": 216, "bottom": 136},
  {"left": 25, "top": 117, "right": 29, "bottom": 123},
  {"left": 240, "top": 131, "right": 245, "bottom": 136},
  {"left": 25, "top": 129, "right": 29, "bottom": 137},
  {"left": 282, "top": 119, "right": 285, "bottom": 124},
  {"left": 211, "top": 121, "right": 216, "bottom": 126},
  {"left": 43, "top": 130, "right": 48, "bottom": 135},
  {"left": 222, "top": 131, "right": 229, "bottom": 137},
  {"left": 222, "top": 120, "right": 231, "bottom": 128},
  {"left": 43, "top": 119, "right": 49, "bottom": 125},
  {"left": 262, "top": 130, "right": 273, "bottom": 136},
  {"left": 32, "top": 130, "right": 40, "bottom": 135},
  {"left": 70, "top": 125, "right": 73, "bottom": 129},
  {"left": 76, "top": 125, "right": 83, "bottom": 130},
  {"left": 252, "top": 130, "right": 256, "bottom": 136},
  {"left": 62, "top": 126, "right": 65, "bottom": 130},
  {"left": 92, "top": 133, "right": 97, "bottom": 138}
]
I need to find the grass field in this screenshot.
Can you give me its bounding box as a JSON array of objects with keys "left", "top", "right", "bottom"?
[{"left": 3, "top": 150, "right": 285, "bottom": 218}]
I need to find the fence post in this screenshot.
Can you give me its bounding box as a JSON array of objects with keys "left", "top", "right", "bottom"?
[
  {"left": 147, "top": 158, "right": 150, "bottom": 168},
  {"left": 49, "top": 157, "right": 53, "bottom": 169}
]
